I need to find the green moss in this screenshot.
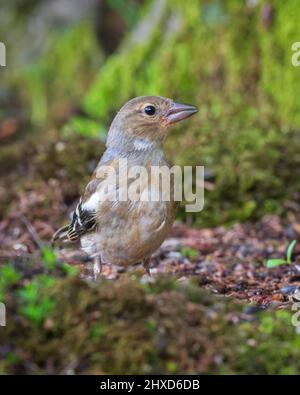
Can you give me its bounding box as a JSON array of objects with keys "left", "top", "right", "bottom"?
[
  {"left": 223, "top": 310, "right": 300, "bottom": 374},
  {"left": 65, "top": 116, "right": 107, "bottom": 138},
  {"left": 1, "top": 272, "right": 300, "bottom": 374},
  {"left": 11, "top": 21, "right": 102, "bottom": 125},
  {"left": 34, "top": 134, "right": 105, "bottom": 184},
  {"left": 71, "top": 0, "right": 300, "bottom": 225},
  {"left": 260, "top": 0, "right": 300, "bottom": 126}
]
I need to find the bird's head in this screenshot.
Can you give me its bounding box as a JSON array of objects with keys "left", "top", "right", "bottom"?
[{"left": 107, "top": 96, "right": 198, "bottom": 151}]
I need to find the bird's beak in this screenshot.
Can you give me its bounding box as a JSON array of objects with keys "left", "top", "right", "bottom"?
[{"left": 164, "top": 102, "right": 198, "bottom": 125}]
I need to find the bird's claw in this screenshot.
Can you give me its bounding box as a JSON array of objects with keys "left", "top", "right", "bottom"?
[{"left": 142, "top": 257, "right": 151, "bottom": 276}]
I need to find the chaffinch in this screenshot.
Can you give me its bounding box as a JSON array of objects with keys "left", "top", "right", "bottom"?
[{"left": 52, "top": 96, "right": 197, "bottom": 277}]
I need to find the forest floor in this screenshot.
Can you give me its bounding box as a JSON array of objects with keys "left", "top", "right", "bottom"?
[
  {"left": 2, "top": 207, "right": 300, "bottom": 308},
  {"left": 1, "top": 132, "right": 300, "bottom": 374},
  {"left": 1, "top": 132, "right": 300, "bottom": 308}
]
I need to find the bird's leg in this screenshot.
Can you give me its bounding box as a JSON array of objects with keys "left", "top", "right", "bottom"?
[
  {"left": 93, "top": 255, "right": 102, "bottom": 280},
  {"left": 142, "top": 256, "right": 151, "bottom": 276}
]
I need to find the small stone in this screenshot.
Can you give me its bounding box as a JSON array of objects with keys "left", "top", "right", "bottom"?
[
  {"left": 244, "top": 305, "right": 265, "bottom": 314},
  {"left": 168, "top": 251, "right": 182, "bottom": 259},
  {"left": 271, "top": 293, "right": 285, "bottom": 302},
  {"left": 280, "top": 285, "right": 299, "bottom": 295}
]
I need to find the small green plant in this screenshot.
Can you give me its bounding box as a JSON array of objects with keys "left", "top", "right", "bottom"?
[
  {"left": 146, "top": 318, "right": 157, "bottom": 333},
  {"left": 62, "top": 262, "right": 79, "bottom": 277},
  {"left": 18, "top": 275, "right": 57, "bottom": 325},
  {"left": 166, "top": 361, "right": 178, "bottom": 374},
  {"left": 42, "top": 247, "right": 57, "bottom": 271},
  {"left": 267, "top": 240, "right": 297, "bottom": 268},
  {"left": 180, "top": 246, "right": 199, "bottom": 258},
  {"left": 0, "top": 264, "right": 21, "bottom": 300},
  {"left": 91, "top": 324, "right": 108, "bottom": 339}
]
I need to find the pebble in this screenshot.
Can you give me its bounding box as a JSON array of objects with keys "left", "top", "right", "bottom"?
[
  {"left": 280, "top": 285, "right": 299, "bottom": 295},
  {"left": 167, "top": 251, "right": 182, "bottom": 259},
  {"left": 271, "top": 293, "right": 285, "bottom": 302},
  {"left": 286, "top": 225, "right": 298, "bottom": 239},
  {"left": 244, "top": 305, "right": 266, "bottom": 314},
  {"left": 161, "top": 238, "right": 181, "bottom": 251}
]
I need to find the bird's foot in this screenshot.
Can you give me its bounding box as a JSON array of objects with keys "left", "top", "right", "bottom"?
[
  {"left": 93, "top": 256, "right": 102, "bottom": 280},
  {"left": 142, "top": 257, "right": 151, "bottom": 276}
]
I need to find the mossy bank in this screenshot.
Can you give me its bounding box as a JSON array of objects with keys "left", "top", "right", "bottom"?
[{"left": 0, "top": 260, "right": 299, "bottom": 374}]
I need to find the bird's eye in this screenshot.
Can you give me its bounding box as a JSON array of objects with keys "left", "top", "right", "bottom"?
[{"left": 144, "top": 105, "right": 156, "bottom": 116}]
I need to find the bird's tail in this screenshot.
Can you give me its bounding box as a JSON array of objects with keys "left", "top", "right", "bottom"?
[{"left": 51, "top": 225, "right": 70, "bottom": 245}]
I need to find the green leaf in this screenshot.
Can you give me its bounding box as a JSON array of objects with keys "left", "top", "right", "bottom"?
[
  {"left": 286, "top": 240, "right": 297, "bottom": 264},
  {"left": 267, "top": 259, "right": 287, "bottom": 268}
]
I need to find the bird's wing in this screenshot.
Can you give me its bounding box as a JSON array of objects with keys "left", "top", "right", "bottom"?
[
  {"left": 52, "top": 157, "right": 116, "bottom": 244},
  {"left": 52, "top": 177, "right": 100, "bottom": 243},
  {"left": 67, "top": 192, "right": 97, "bottom": 241}
]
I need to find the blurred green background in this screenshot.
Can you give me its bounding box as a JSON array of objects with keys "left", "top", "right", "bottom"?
[{"left": 1, "top": 0, "right": 300, "bottom": 226}]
